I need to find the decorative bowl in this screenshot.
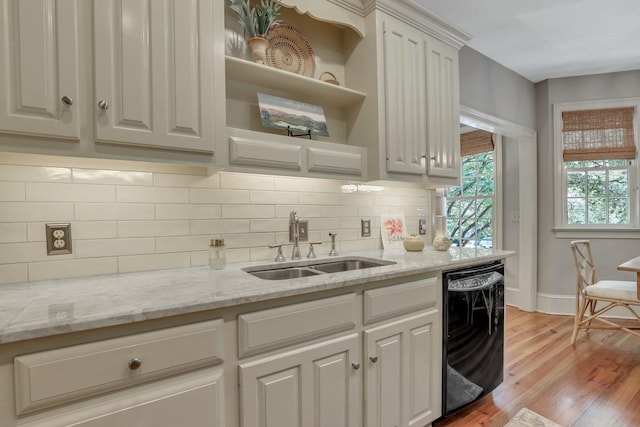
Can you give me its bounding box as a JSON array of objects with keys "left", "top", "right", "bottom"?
[{"left": 403, "top": 235, "right": 425, "bottom": 252}]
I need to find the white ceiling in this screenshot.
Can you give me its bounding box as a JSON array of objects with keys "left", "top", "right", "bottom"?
[{"left": 415, "top": 0, "right": 640, "bottom": 83}]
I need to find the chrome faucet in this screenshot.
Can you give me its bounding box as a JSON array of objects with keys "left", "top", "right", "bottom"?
[
  {"left": 328, "top": 232, "right": 338, "bottom": 256},
  {"left": 290, "top": 211, "right": 302, "bottom": 260}
]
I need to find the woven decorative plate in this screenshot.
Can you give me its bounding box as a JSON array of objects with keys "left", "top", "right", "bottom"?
[{"left": 265, "top": 24, "right": 316, "bottom": 77}]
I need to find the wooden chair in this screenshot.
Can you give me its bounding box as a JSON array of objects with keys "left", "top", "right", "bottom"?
[{"left": 570, "top": 240, "right": 640, "bottom": 345}]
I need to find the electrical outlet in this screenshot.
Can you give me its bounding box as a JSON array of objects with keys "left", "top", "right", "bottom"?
[
  {"left": 46, "top": 223, "right": 72, "bottom": 255},
  {"left": 510, "top": 211, "right": 520, "bottom": 222},
  {"left": 361, "top": 219, "right": 371, "bottom": 237}
]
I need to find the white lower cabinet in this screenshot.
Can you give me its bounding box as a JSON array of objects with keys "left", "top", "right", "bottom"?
[
  {"left": 239, "top": 333, "right": 360, "bottom": 427},
  {"left": 364, "top": 310, "right": 442, "bottom": 427},
  {"left": 22, "top": 368, "right": 224, "bottom": 427}
]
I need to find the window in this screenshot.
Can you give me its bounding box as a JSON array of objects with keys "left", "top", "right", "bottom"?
[
  {"left": 554, "top": 100, "right": 639, "bottom": 234},
  {"left": 446, "top": 130, "right": 496, "bottom": 248}
]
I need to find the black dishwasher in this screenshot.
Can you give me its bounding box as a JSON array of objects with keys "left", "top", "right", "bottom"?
[{"left": 440, "top": 261, "right": 505, "bottom": 417}]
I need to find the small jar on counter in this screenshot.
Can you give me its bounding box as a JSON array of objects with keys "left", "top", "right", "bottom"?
[{"left": 209, "top": 239, "right": 226, "bottom": 270}]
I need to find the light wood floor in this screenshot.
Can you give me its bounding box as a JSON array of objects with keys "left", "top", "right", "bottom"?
[{"left": 435, "top": 306, "right": 640, "bottom": 427}]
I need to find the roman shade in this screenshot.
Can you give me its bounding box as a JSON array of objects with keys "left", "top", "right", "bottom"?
[
  {"left": 460, "top": 130, "right": 494, "bottom": 156},
  {"left": 562, "top": 107, "right": 636, "bottom": 161}
]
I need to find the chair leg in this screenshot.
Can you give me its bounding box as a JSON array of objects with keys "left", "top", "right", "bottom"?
[{"left": 571, "top": 296, "right": 589, "bottom": 345}]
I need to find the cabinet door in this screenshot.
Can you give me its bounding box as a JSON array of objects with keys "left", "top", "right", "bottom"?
[
  {"left": 382, "top": 17, "right": 428, "bottom": 175},
  {"left": 239, "top": 334, "right": 359, "bottom": 427},
  {"left": 425, "top": 37, "right": 460, "bottom": 179},
  {"left": 0, "top": 0, "right": 80, "bottom": 139},
  {"left": 94, "top": 0, "right": 215, "bottom": 153},
  {"left": 364, "top": 310, "right": 442, "bottom": 427}
]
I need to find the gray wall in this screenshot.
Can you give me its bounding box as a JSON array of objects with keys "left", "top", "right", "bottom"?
[
  {"left": 536, "top": 70, "right": 640, "bottom": 296},
  {"left": 459, "top": 46, "right": 536, "bottom": 130},
  {"left": 459, "top": 46, "right": 536, "bottom": 293}
]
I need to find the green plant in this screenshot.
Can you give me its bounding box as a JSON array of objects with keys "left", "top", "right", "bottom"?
[{"left": 227, "top": 0, "right": 281, "bottom": 39}]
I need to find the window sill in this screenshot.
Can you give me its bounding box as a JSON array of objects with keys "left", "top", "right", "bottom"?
[{"left": 553, "top": 227, "right": 640, "bottom": 239}]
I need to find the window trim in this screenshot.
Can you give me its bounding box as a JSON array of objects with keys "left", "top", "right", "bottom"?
[{"left": 553, "top": 98, "right": 640, "bottom": 237}]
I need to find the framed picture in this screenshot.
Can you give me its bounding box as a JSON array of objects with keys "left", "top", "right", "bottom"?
[
  {"left": 380, "top": 213, "right": 406, "bottom": 250},
  {"left": 257, "top": 93, "right": 329, "bottom": 137}
]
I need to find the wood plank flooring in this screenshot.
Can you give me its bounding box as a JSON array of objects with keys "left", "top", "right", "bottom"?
[{"left": 435, "top": 306, "right": 640, "bottom": 427}]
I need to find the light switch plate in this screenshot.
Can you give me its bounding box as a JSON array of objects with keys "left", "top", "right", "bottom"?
[
  {"left": 419, "top": 218, "right": 427, "bottom": 235},
  {"left": 46, "top": 223, "right": 72, "bottom": 255},
  {"left": 361, "top": 219, "right": 371, "bottom": 237},
  {"left": 289, "top": 220, "right": 309, "bottom": 242}
]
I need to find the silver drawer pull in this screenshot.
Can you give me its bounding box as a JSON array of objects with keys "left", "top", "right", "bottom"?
[
  {"left": 351, "top": 361, "right": 360, "bottom": 370},
  {"left": 128, "top": 357, "right": 142, "bottom": 370},
  {"left": 61, "top": 95, "right": 73, "bottom": 106},
  {"left": 369, "top": 355, "right": 378, "bottom": 363},
  {"left": 97, "top": 100, "right": 109, "bottom": 110}
]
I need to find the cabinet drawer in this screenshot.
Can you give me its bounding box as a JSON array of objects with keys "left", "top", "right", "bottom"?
[
  {"left": 238, "top": 293, "right": 357, "bottom": 357},
  {"left": 364, "top": 277, "right": 438, "bottom": 324},
  {"left": 14, "top": 319, "right": 224, "bottom": 415}
]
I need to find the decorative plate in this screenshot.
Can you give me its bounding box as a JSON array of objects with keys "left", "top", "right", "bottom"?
[{"left": 265, "top": 24, "right": 316, "bottom": 77}]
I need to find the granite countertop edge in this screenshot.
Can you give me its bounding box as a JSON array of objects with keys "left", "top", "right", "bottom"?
[{"left": 0, "top": 247, "right": 514, "bottom": 344}]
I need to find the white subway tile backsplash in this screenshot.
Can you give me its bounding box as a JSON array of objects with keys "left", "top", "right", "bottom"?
[
  {"left": 249, "top": 191, "right": 298, "bottom": 205},
  {"left": 27, "top": 183, "right": 116, "bottom": 202},
  {"left": 190, "top": 219, "right": 250, "bottom": 235},
  {"left": 0, "top": 202, "right": 74, "bottom": 222},
  {"left": 222, "top": 232, "right": 275, "bottom": 248},
  {"left": 156, "top": 235, "right": 210, "bottom": 253},
  {"left": 0, "top": 161, "right": 432, "bottom": 284},
  {"left": 298, "top": 192, "right": 340, "bottom": 205},
  {"left": 250, "top": 218, "right": 289, "bottom": 233},
  {"left": 0, "top": 223, "right": 26, "bottom": 243},
  {"left": 118, "top": 253, "right": 190, "bottom": 273},
  {"left": 189, "top": 188, "right": 249, "bottom": 204},
  {"left": 221, "top": 172, "right": 274, "bottom": 190},
  {"left": 0, "top": 165, "right": 71, "bottom": 182},
  {"left": 222, "top": 205, "right": 275, "bottom": 219},
  {"left": 28, "top": 258, "right": 118, "bottom": 282},
  {"left": 275, "top": 176, "right": 342, "bottom": 193},
  {"left": 75, "top": 203, "right": 155, "bottom": 221},
  {"left": 0, "top": 263, "right": 27, "bottom": 285},
  {"left": 75, "top": 238, "right": 156, "bottom": 258},
  {"left": 118, "top": 186, "right": 189, "bottom": 203},
  {"left": 118, "top": 220, "right": 190, "bottom": 238},
  {"left": 0, "top": 243, "right": 32, "bottom": 264},
  {"left": 0, "top": 182, "right": 25, "bottom": 201},
  {"left": 154, "top": 173, "right": 219, "bottom": 188},
  {"left": 156, "top": 204, "right": 221, "bottom": 220},
  {"left": 73, "top": 169, "right": 153, "bottom": 186},
  {"left": 70, "top": 222, "right": 118, "bottom": 240}
]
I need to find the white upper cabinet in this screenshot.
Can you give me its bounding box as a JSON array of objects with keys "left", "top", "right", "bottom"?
[
  {"left": 383, "top": 17, "right": 428, "bottom": 175},
  {"left": 94, "top": 0, "right": 216, "bottom": 153},
  {"left": 350, "top": 1, "right": 470, "bottom": 185},
  {"left": 425, "top": 36, "right": 460, "bottom": 179},
  {"left": 0, "top": 0, "right": 81, "bottom": 140}
]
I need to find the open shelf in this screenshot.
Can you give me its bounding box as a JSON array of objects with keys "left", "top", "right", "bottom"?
[{"left": 225, "top": 56, "right": 366, "bottom": 108}]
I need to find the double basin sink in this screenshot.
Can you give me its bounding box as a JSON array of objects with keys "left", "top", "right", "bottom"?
[{"left": 242, "top": 256, "right": 396, "bottom": 280}]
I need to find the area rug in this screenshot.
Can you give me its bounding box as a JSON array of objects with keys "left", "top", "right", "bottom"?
[{"left": 504, "top": 408, "right": 562, "bottom": 427}]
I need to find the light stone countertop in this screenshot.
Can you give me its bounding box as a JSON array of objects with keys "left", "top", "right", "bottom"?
[{"left": 0, "top": 247, "right": 514, "bottom": 344}]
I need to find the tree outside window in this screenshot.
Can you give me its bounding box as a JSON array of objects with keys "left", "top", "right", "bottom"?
[{"left": 446, "top": 151, "right": 495, "bottom": 248}]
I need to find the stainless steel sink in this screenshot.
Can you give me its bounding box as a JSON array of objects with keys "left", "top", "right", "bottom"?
[
  {"left": 248, "top": 267, "right": 322, "bottom": 280},
  {"left": 243, "top": 257, "right": 396, "bottom": 280},
  {"left": 309, "top": 259, "right": 395, "bottom": 273}
]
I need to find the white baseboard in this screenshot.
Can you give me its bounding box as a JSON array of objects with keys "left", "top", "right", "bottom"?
[{"left": 506, "top": 287, "right": 637, "bottom": 319}]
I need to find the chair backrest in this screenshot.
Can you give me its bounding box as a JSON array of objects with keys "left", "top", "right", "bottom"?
[{"left": 570, "top": 240, "right": 597, "bottom": 293}]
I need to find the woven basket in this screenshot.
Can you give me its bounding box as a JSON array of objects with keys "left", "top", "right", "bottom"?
[
  {"left": 265, "top": 24, "right": 315, "bottom": 77},
  {"left": 320, "top": 71, "right": 340, "bottom": 85}
]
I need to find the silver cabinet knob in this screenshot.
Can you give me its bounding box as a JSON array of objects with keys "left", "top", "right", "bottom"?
[
  {"left": 128, "top": 357, "right": 142, "bottom": 370},
  {"left": 369, "top": 355, "right": 378, "bottom": 363},
  {"left": 61, "top": 95, "right": 73, "bottom": 106},
  {"left": 351, "top": 361, "right": 360, "bottom": 370},
  {"left": 97, "top": 100, "right": 109, "bottom": 110}
]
